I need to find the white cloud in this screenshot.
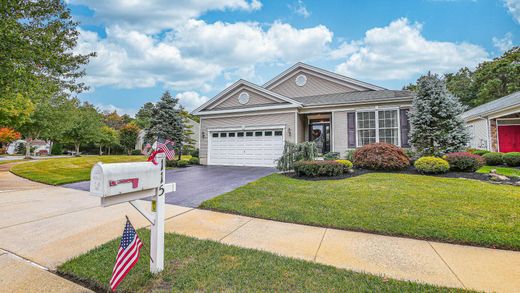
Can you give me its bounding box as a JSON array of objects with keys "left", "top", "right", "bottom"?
[
  {"left": 493, "top": 32, "right": 514, "bottom": 52},
  {"left": 504, "top": 0, "right": 520, "bottom": 24},
  {"left": 289, "top": 0, "right": 310, "bottom": 18},
  {"left": 68, "top": 0, "right": 262, "bottom": 33},
  {"left": 95, "top": 103, "right": 137, "bottom": 117},
  {"left": 175, "top": 91, "right": 209, "bottom": 111},
  {"left": 76, "top": 27, "right": 221, "bottom": 90},
  {"left": 335, "top": 18, "right": 488, "bottom": 80},
  {"left": 171, "top": 20, "right": 332, "bottom": 66},
  {"left": 76, "top": 20, "right": 333, "bottom": 90}
]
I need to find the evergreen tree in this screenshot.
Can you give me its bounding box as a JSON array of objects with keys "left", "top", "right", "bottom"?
[
  {"left": 409, "top": 73, "right": 470, "bottom": 156},
  {"left": 146, "top": 91, "right": 184, "bottom": 156},
  {"left": 135, "top": 102, "right": 155, "bottom": 129},
  {"left": 181, "top": 109, "right": 197, "bottom": 153}
]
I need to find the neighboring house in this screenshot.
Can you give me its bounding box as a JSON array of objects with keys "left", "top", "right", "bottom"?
[
  {"left": 192, "top": 62, "right": 414, "bottom": 167},
  {"left": 462, "top": 91, "right": 520, "bottom": 152},
  {"left": 7, "top": 139, "right": 50, "bottom": 155}
]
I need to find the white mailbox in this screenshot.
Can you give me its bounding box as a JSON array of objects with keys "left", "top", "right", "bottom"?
[{"left": 90, "top": 161, "right": 162, "bottom": 206}]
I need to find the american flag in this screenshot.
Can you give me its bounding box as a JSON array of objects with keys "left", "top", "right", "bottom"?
[
  {"left": 156, "top": 138, "right": 175, "bottom": 160},
  {"left": 109, "top": 219, "right": 143, "bottom": 291},
  {"left": 141, "top": 143, "right": 152, "bottom": 155}
]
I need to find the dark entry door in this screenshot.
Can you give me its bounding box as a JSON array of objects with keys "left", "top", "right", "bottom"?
[{"left": 309, "top": 123, "right": 330, "bottom": 154}]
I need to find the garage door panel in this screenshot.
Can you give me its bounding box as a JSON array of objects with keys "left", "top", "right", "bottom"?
[{"left": 209, "top": 129, "right": 283, "bottom": 167}]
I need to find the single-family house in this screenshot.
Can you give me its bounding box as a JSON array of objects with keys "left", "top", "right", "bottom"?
[
  {"left": 462, "top": 91, "right": 520, "bottom": 152},
  {"left": 193, "top": 62, "right": 415, "bottom": 167}
]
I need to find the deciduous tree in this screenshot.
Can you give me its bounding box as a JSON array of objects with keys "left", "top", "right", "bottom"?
[
  {"left": 119, "top": 123, "right": 140, "bottom": 155},
  {"left": 62, "top": 103, "right": 103, "bottom": 155}
]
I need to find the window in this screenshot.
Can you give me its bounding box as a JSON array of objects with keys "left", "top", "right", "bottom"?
[
  {"left": 274, "top": 130, "right": 283, "bottom": 136},
  {"left": 246, "top": 132, "right": 253, "bottom": 137},
  {"left": 255, "top": 131, "right": 263, "bottom": 136},
  {"left": 212, "top": 133, "right": 218, "bottom": 138},
  {"left": 237, "top": 132, "right": 244, "bottom": 137},
  {"left": 357, "top": 111, "right": 376, "bottom": 146},
  {"left": 228, "top": 132, "right": 236, "bottom": 137},
  {"left": 378, "top": 110, "right": 398, "bottom": 145},
  {"left": 356, "top": 110, "right": 399, "bottom": 146},
  {"left": 264, "top": 131, "right": 273, "bottom": 136},
  {"left": 220, "top": 133, "right": 227, "bottom": 138}
]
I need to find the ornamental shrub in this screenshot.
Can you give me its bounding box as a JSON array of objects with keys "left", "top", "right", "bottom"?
[
  {"left": 445, "top": 152, "right": 484, "bottom": 172},
  {"left": 177, "top": 159, "right": 189, "bottom": 167},
  {"left": 276, "top": 141, "right": 318, "bottom": 171},
  {"left": 166, "top": 159, "right": 177, "bottom": 168},
  {"left": 335, "top": 159, "right": 353, "bottom": 169},
  {"left": 130, "top": 149, "right": 142, "bottom": 156},
  {"left": 189, "top": 157, "right": 199, "bottom": 165},
  {"left": 414, "top": 157, "right": 449, "bottom": 174},
  {"left": 294, "top": 160, "right": 348, "bottom": 177},
  {"left": 503, "top": 152, "right": 520, "bottom": 167},
  {"left": 345, "top": 149, "right": 356, "bottom": 161},
  {"left": 190, "top": 149, "right": 199, "bottom": 157},
  {"left": 482, "top": 152, "right": 504, "bottom": 166},
  {"left": 352, "top": 142, "right": 410, "bottom": 170},
  {"left": 470, "top": 149, "right": 491, "bottom": 156},
  {"left": 323, "top": 152, "right": 340, "bottom": 160}
]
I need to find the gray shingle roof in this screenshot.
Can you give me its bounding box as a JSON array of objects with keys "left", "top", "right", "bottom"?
[
  {"left": 291, "top": 90, "right": 414, "bottom": 106},
  {"left": 462, "top": 91, "right": 520, "bottom": 119}
]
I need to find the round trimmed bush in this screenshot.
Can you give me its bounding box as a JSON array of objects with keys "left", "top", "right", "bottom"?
[
  {"left": 414, "top": 157, "right": 449, "bottom": 174},
  {"left": 294, "top": 160, "right": 348, "bottom": 177},
  {"left": 352, "top": 143, "right": 410, "bottom": 170},
  {"left": 130, "top": 149, "right": 142, "bottom": 156},
  {"left": 482, "top": 152, "right": 504, "bottom": 166},
  {"left": 335, "top": 159, "right": 353, "bottom": 169},
  {"left": 445, "top": 152, "right": 484, "bottom": 172},
  {"left": 189, "top": 157, "right": 199, "bottom": 165},
  {"left": 177, "top": 159, "right": 189, "bottom": 167},
  {"left": 503, "top": 152, "right": 520, "bottom": 167},
  {"left": 166, "top": 160, "right": 177, "bottom": 168},
  {"left": 469, "top": 149, "right": 490, "bottom": 156}
]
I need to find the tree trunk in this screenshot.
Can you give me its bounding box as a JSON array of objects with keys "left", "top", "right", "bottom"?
[
  {"left": 99, "top": 145, "right": 103, "bottom": 155},
  {"left": 49, "top": 141, "right": 53, "bottom": 156},
  {"left": 75, "top": 143, "right": 80, "bottom": 155},
  {"left": 108, "top": 146, "right": 111, "bottom": 155},
  {"left": 25, "top": 139, "right": 32, "bottom": 159}
]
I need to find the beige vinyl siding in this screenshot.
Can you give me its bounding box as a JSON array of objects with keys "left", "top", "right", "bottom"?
[
  {"left": 213, "top": 89, "right": 284, "bottom": 109},
  {"left": 466, "top": 119, "right": 489, "bottom": 150},
  {"left": 199, "top": 112, "right": 296, "bottom": 165},
  {"left": 297, "top": 114, "right": 306, "bottom": 143},
  {"left": 270, "top": 72, "right": 356, "bottom": 98},
  {"left": 332, "top": 111, "right": 348, "bottom": 156}
]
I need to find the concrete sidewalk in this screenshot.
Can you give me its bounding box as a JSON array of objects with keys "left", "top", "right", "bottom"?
[
  {"left": 1, "top": 169, "right": 519, "bottom": 292},
  {"left": 164, "top": 208, "right": 520, "bottom": 293}
]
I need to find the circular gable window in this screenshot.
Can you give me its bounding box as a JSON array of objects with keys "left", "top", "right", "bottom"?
[
  {"left": 295, "top": 74, "right": 307, "bottom": 87},
  {"left": 238, "top": 92, "right": 250, "bottom": 104}
]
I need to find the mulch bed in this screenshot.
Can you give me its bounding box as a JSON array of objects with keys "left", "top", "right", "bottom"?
[{"left": 285, "top": 166, "right": 520, "bottom": 185}]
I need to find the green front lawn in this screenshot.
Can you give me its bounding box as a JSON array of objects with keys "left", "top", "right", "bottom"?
[
  {"left": 59, "top": 231, "right": 467, "bottom": 292},
  {"left": 10, "top": 155, "right": 146, "bottom": 185},
  {"left": 477, "top": 165, "right": 520, "bottom": 177},
  {"left": 201, "top": 173, "right": 520, "bottom": 250}
]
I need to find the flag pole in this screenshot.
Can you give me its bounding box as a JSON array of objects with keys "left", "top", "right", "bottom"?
[{"left": 125, "top": 215, "right": 154, "bottom": 263}]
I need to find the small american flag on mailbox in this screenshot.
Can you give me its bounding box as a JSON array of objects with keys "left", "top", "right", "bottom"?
[{"left": 156, "top": 138, "right": 175, "bottom": 160}]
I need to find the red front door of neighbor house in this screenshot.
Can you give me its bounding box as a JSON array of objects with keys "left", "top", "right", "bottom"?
[{"left": 498, "top": 125, "right": 520, "bottom": 152}]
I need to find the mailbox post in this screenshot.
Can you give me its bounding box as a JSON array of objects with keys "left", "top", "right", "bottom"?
[
  {"left": 89, "top": 152, "right": 174, "bottom": 274},
  {"left": 150, "top": 153, "right": 166, "bottom": 273}
]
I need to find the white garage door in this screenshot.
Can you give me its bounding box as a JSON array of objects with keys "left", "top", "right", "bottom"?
[{"left": 209, "top": 129, "right": 284, "bottom": 167}]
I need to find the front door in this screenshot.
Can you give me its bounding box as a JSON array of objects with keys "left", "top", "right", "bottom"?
[
  {"left": 498, "top": 125, "right": 520, "bottom": 152},
  {"left": 309, "top": 123, "right": 330, "bottom": 154}
]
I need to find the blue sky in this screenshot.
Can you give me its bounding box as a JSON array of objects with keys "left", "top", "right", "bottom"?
[{"left": 67, "top": 0, "right": 519, "bottom": 116}]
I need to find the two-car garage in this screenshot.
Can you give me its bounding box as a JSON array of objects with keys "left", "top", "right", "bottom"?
[{"left": 208, "top": 128, "right": 284, "bottom": 167}]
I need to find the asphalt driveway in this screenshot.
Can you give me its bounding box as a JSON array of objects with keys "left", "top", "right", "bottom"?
[{"left": 63, "top": 165, "right": 276, "bottom": 207}]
